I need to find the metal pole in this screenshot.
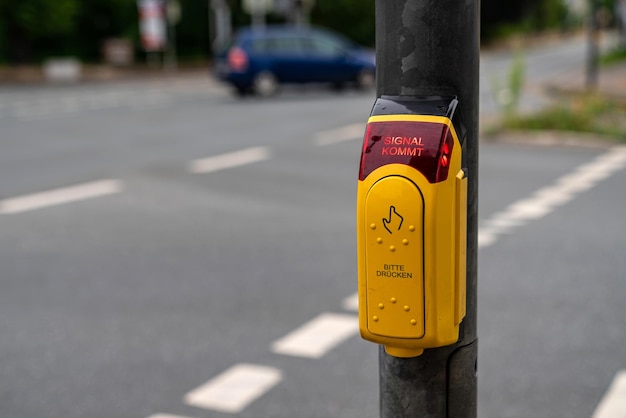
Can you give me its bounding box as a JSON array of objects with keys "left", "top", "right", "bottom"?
[
  {"left": 375, "top": 1, "right": 479, "bottom": 417},
  {"left": 165, "top": 0, "right": 179, "bottom": 71},
  {"left": 586, "top": 0, "right": 599, "bottom": 90},
  {"left": 619, "top": 0, "right": 626, "bottom": 46},
  {"left": 210, "top": 0, "right": 232, "bottom": 52}
]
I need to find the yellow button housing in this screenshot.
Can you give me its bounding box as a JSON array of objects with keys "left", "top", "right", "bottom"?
[
  {"left": 364, "top": 176, "right": 425, "bottom": 339},
  {"left": 357, "top": 113, "right": 467, "bottom": 358}
]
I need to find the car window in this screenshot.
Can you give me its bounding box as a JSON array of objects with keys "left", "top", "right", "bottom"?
[
  {"left": 271, "top": 36, "right": 307, "bottom": 55},
  {"left": 306, "top": 35, "right": 346, "bottom": 56},
  {"left": 250, "top": 36, "right": 308, "bottom": 55},
  {"left": 250, "top": 37, "right": 273, "bottom": 53}
]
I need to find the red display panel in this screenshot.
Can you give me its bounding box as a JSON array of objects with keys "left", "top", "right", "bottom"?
[{"left": 358, "top": 121, "right": 454, "bottom": 183}]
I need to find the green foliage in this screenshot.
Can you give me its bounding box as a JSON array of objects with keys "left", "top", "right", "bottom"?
[
  {"left": 508, "top": 52, "right": 525, "bottom": 113},
  {"left": 481, "top": 0, "right": 569, "bottom": 42},
  {"left": 600, "top": 46, "right": 626, "bottom": 66},
  {"left": 502, "top": 94, "right": 626, "bottom": 140},
  {"left": 0, "top": 0, "right": 79, "bottom": 38},
  {"left": 0, "top": 0, "right": 604, "bottom": 66},
  {"left": 74, "top": 0, "right": 138, "bottom": 62},
  {"left": 528, "top": 0, "right": 568, "bottom": 31},
  {"left": 176, "top": 0, "right": 211, "bottom": 60},
  {"left": 492, "top": 51, "right": 526, "bottom": 120},
  {"left": 0, "top": 0, "right": 79, "bottom": 62},
  {"left": 311, "top": 0, "right": 375, "bottom": 47}
]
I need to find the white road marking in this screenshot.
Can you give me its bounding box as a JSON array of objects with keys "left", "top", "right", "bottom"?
[
  {"left": 184, "top": 364, "right": 282, "bottom": 414},
  {"left": 0, "top": 179, "right": 122, "bottom": 214},
  {"left": 592, "top": 371, "right": 626, "bottom": 418},
  {"left": 314, "top": 123, "right": 365, "bottom": 146},
  {"left": 479, "top": 145, "right": 626, "bottom": 248},
  {"left": 342, "top": 293, "right": 359, "bottom": 312},
  {"left": 188, "top": 146, "right": 270, "bottom": 174},
  {"left": 271, "top": 312, "right": 359, "bottom": 359}
]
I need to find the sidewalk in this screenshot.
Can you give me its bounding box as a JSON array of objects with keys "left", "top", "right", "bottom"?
[
  {"left": 547, "top": 60, "right": 626, "bottom": 100},
  {"left": 485, "top": 59, "right": 626, "bottom": 145},
  {"left": 0, "top": 63, "right": 212, "bottom": 85}
]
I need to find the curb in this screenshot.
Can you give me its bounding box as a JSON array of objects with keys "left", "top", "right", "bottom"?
[
  {"left": 482, "top": 129, "right": 623, "bottom": 149},
  {"left": 0, "top": 65, "right": 212, "bottom": 85}
]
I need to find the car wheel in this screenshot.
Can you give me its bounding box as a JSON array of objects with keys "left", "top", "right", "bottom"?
[
  {"left": 356, "top": 69, "right": 375, "bottom": 90},
  {"left": 253, "top": 71, "right": 279, "bottom": 97}
]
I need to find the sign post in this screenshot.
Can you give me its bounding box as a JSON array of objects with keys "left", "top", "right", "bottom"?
[
  {"left": 138, "top": 0, "right": 166, "bottom": 68},
  {"left": 138, "top": 0, "right": 167, "bottom": 52},
  {"left": 243, "top": 0, "right": 273, "bottom": 28},
  {"left": 165, "top": 0, "right": 181, "bottom": 71},
  {"left": 586, "top": 0, "right": 600, "bottom": 90}
]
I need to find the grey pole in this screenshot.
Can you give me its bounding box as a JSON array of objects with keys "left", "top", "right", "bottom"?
[
  {"left": 375, "top": 1, "right": 479, "bottom": 417},
  {"left": 586, "top": 0, "right": 600, "bottom": 90}
]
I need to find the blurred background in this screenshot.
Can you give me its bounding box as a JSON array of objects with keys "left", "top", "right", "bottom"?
[
  {"left": 0, "top": 0, "right": 623, "bottom": 75},
  {"left": 0, "top": 1, "right": 625, "bottom": 418}
]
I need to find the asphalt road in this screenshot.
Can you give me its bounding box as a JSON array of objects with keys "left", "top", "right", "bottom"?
[{"left": 1, "top": 40, "right": 625, "bottom": 418}]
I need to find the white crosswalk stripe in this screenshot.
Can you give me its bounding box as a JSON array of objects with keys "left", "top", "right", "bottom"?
[
  {"left": 592, "top": 371, "right": 626, "bottom": 418},
  {"left": 271, "top": 312, "right": 359, "bottom": 359},
  {"left": 184, "top": 364, "right": 282, "bottom": 414},
  {"left": 0, "top": 179, "right": 122, "bottom": 214}
]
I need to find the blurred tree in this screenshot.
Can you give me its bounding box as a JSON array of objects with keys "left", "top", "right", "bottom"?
[
  {"left": 618, "top": 0, "right": 626, "bottom": 44},
  {"left": 3, "top": 0, "right": 615, "bottom": 65},
  {"left": 310, "top": 0, "right": 375, "bottom": 46},
  {"left": 73, "top": 0, "right": 137, "bottom": 62},
  {"left": 530, "top": 0, "right": 568, "bottom": 30},
  {"left": 481, "top": 0, "right": 569, "bottom": 42},
  {"left": 0, "top": 0, "right": 78, "bottom": 63},
  {"left": 175, "top": 0, "right": 211, "bottom": 61}
]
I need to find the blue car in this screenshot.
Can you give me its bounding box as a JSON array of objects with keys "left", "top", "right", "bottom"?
[{"left": 214, "top": 25, "right": 376, "bottom": 96}]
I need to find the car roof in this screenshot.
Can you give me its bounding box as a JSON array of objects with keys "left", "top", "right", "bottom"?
[{"left": 236, "top": 25, "right": 349, "bottom": 43}]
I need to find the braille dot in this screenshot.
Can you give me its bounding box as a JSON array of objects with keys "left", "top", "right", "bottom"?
[
  {"left": 390, "top": 298, "right": 397, "bottom": 304},
  {"left": 370, "top": 223, "right": 377, "bottom": 230},
  {"left": 377, "top": 237, "right": 383, "bottom": 244},
  {"left": 402, "top": 239, "right": 409, "bottom": 245},
  {"left": 378, "top": 303, "right": 384, "bottom": 309},
  {"left": 410, "top": 319, "right": 417, "bottom": 325},
  {"left": 409, "top": 225, "right": 415, "bottom": 232},
  {"left": 403, "top": 305, "right": 410, "bottom": 312},
  {"left": 373, "top": 316, "right": 379, "bottom": 322},
  {"left": 389, "top": 245, "right": 396, "bottom": 252}
]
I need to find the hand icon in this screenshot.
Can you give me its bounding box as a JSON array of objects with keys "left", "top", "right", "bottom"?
[{"left": 383, "top": 206, "right": 404, "bottom": 234}]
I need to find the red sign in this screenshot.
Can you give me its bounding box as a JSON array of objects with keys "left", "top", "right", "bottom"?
[
  {"left": 359, "top": 120, "right": 454, "bottom": 183},
  {"left": 138, "top": 0, "right": 166, "bottom": 51}
]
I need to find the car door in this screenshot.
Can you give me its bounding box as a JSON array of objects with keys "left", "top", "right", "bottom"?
[
  {"left": 265, "top": 35, "right": 309, "bottom": 83},
  {"left": 303, "top": 33, "right": 353, "bottom": 83}
]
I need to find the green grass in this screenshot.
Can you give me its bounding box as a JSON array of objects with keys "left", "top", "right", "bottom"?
[
  {"left": 498, "top": 94, "right": 626, "bottom": 141},
  {"left": 600, "top": 46, "right": 626, "bottom": 66}
]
